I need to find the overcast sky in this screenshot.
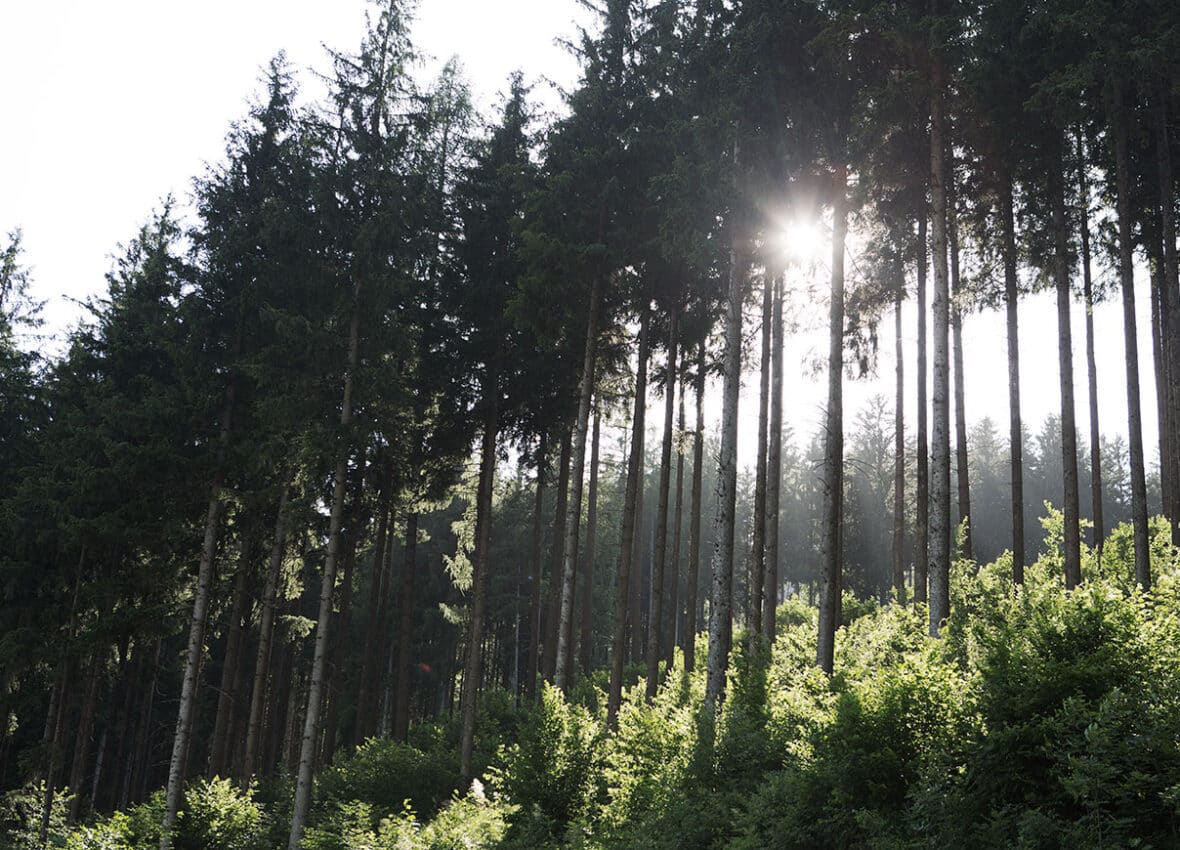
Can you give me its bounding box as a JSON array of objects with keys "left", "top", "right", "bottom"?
[{"left": 0, "top": 0, "right": 1161, "bottom": 472}]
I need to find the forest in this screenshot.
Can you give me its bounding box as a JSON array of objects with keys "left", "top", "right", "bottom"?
[{"left": 2, "top": 0, "right": 1180, "bottom": 847}]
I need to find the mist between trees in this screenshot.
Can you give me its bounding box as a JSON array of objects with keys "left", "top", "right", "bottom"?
[{"left": 2, "top": 0, "right": 1180, "bottom": 847}]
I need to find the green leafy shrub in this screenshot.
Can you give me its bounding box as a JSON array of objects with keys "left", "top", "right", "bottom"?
[
  {"left": 0, "top": 782, "right": 71, "bottom": 850},
  {"left": 306, "top": 737, "right": 459, "bottom": 849},
  {"left": 494, "top": 684, "right": 603, "bottom": 839}
]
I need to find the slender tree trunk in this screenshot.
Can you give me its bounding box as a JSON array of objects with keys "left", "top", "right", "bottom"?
[
  {"left": 948, "top": 159, "right": 973, "bottom": 563},
  {"left": 354, "top": 467, "right": 393, "bottom": 745},
  {"left": 764, "top": 276, "right": 784, "bottom": 639},
  {"left": 817, "top": 165, "right": 848, "bottom": 673},
  {"left": 707, "top": 132, "right": 748, "bottom": 704},
  {"left": 580, "top": 407, "right": 601, "bottom": 676},
  {"left": 1150, "top": 247, "right": 1173, "bottom": 521},
  {"left": 67, "top": 652, "right": 103, "bottom": 823},
  {"left": 161, "top": 383, "right": 234, "bottom": 850},
  {"left": 526, "top": 435, "right": 547, "bottom": 698},
  {"left": 645, "top": 310, "right": 679, "bottom": 700},
  {"left": 542, "top": 432, "right": 572, "bottom": 682},
  {"left": 554, "top": 275, "right": 604, "bottom": 694},
  {"left": 392, "top": 512, "right": 419, "bottom": 742},
  {"left": 1050, "top": 162, "right": 1083, "bottom": 591},
  {"left": 607, "top": 305, "right": 650, "bottom": 725},
  {"left": 242, "top": 480, "right": 291, "bottom": 784},
  {"left": 322, "top": 519, "right": 360, "bottom": 766},
  {"left": 287, "top": 297, "right": 360, "bottom": 850},
  {"left": 554, "top": 272, "right": 604, "bottom": 689},
  {"left": 1110, "top": 82, "right": 1152, "bottom": 589},
  {"left": 1074, "top": 141, "right": 1104, "bottom": 556},
  {"left": 668, "top": 383, "right": 685, "bottom": 663},
  {"left": 892, "top": 283, "right": 906, "bottom": 598},
  {"left": 684, "top": 341, "right": 706, "bottom": 670},
  {"left": 1154, "top": 86, "right": 1180, "bottom": 544},
  {"left": 1000, "top": 174, "right": 1026, "bottom": 582},
  {"left": 459, "top": 365, "right": 501, "bottom": 784},
  {"left": 209, "top": 542, "right": 254, "bottom": 779},
  {"left": 750, "top": 277, "right": 772, "bottom": 641},
  {"left": 915, "top": 212, "right": 930, "bottom": 602}
]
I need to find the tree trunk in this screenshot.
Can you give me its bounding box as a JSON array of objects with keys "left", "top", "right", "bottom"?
[
  {"left": 645, "top": 309, "right": 679, "bottom": 700},
  {"left": 915, "top": 211, "right": 930, "bottom": 602},
  {"left": 526, "top": 435, "right": 547, "bottom": 698},
  {"left": 242, "top": 480, "right": 291, "bottom": 784},
  {"left": 607, "top": 304, "right": 650, "bottom": 725},
  {"left": 1070, "top": 131, "right": 1104, "bottom": 557},
  {"left": 1153, "top": 86, "right": 1180, "bottom": 544},
  {"left": 1110, "top": 81, "right": 1152, "bottom": 589},
  {"left": 668, "top": 382, "right": 686, "bottom": 663},
  {"left": 948, "top": 157, "right": 972, "bottom": 563},
  {"left": 353, "top": 467, "right": 393, "bottom": 745},
  {"left": 707, "top": 132, "right": 748, "bottom": 704},
  {"left": 1051, "top": 162, "right": 1083, "bottom": 591},
  {"left": 287, "top": 297, "right": 360, "bottom": 850},
  {"left": 161, "top": 383, "right": 234, "bottom": 850},
  {"left": 1000, "top": 173, "right": 1026, "bottom": 583},
  {"left": 764, "top": 276, "right": 784, "bottom": 639},
  {"left": 928, "top": 48, "right": 952, "bottom": 634},
  {"left": 392, "top": 512, "right": 419, "bottom": 742},
  {"left": 459, "top": 363, "right": 502, "bottom": 784},
  {"left": 542, "top": 432, "right": 572, "bottom": 682},
  {"left": 684, "top": 340, "right": 706, "bottom": 670},
  {"left": 817, "top": 165, "right": 848, "bottom": 674},
  {"left": 580, "top": 406, "right": 601, "bottom": 677},
  {"left": 749, "top": 276, "right": 772, "bottom": 642},
  {"left": 554, "top": 272, "right": 604, "bottom": 689},
  {"left": 209, "top": 542, "right": 254, "bottom": 779},
  {"left": 67, "top": 651, "right": 103, "bottom": 823},
  {"left": 892, "top": 282, "right": 906, "bottom": 598}
]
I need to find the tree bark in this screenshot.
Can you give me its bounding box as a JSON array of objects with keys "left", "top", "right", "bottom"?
[
  {"left": 392, "top": 512, "right": 419, "bottom": 742},
  {"left": 928, "top": 45, "right": 952, "bottom": 634},
  {"left": 209, "top": 540, "right": 254, "bottom": 779},
  {"left": 1154, "top": 86, "right": 1180, "bottom": 544},
  {"left": 580, "top": 406, "right": 601, "bottom": 677},
  {"left": 915, "top": 211, "right": 930, "bottom": 602},
  {"left": 1050, "top": 162, "right": 1083, "bottom": 591},
  {"left": 525, "top": 435, "right": 547, "bottom": 698},
  {"left": 645, "top": 309, "right": 679, "bottom": 700},
  {"left": 668, "top": 381, "right": 686, "bottom": 662},
  {"left": 892, "top": 282, "right": 906, "bottom": 598},
  {"left": 684, "top": 340, "right": 706, "bottom": 670},
  {"left": 353, "top": 467, "right": 393, "bottom": 744},
  {"left": 555, "top": 293, "right": 602, "bottom": 691},
  {"left": 707, "top": 133, "right": 747, "bottom": 704},
  {"left": 749, "top": 275, "right": 772, "bottom": 642},
  {"left": 764, "top": 276, "right": 784, "bottom": 639},
  {"left": 67, "top": 651, "right": 103, "bottom": 824},
  {"left": 817, "top": 165, "right": 848, "bottom": 674},
  {"left": 242, "top": 480, "right": 291, "bottom": 784},
  {"left": 607, "top": 304, "right": 650, "bottom": 725},
  {"left": 1073, "top": 131, "right": 1105, "bottom": 557},
  {"left": 542, "top": 431, "right": 572, "bottom": 682},
  {"left": 287, "top": 297, "right": 360, "bottom": 850},
  {"left": 459, "top": 364, "right": 501, "bottom": 784},
  {"left": 1000, "top": 173, "right": 1026, "bottom": 583},
  {"left": 1110, "top": 82, "right": 1152, "bottom": 589},
  {"left": 161, "top": 382, "right": 234, "bottom": 850},
  {"left": 949, "top": 158, "right": 972, "bottom": 563}
]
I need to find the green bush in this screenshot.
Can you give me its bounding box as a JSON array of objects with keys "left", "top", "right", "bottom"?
[
  {"left": 0, "top": 782, "right": 71, "bottom": 850},
  {"left": 305, "top": 737, "right": 459, "bottom": 850},
  {"left": 494, "top": 684, "right": 603, "bottom": 839},
  {"left": 63, "top": 779, "right": 265, "bottom": 850}
]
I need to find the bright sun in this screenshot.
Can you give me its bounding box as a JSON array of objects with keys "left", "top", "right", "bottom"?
[{"left": 778, "top": 220, "right": 825, "bottom": 268}]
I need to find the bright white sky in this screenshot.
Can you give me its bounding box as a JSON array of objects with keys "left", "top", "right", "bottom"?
[{"left": 0, "top": 0, "right": 1161, "bottom": 471}]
